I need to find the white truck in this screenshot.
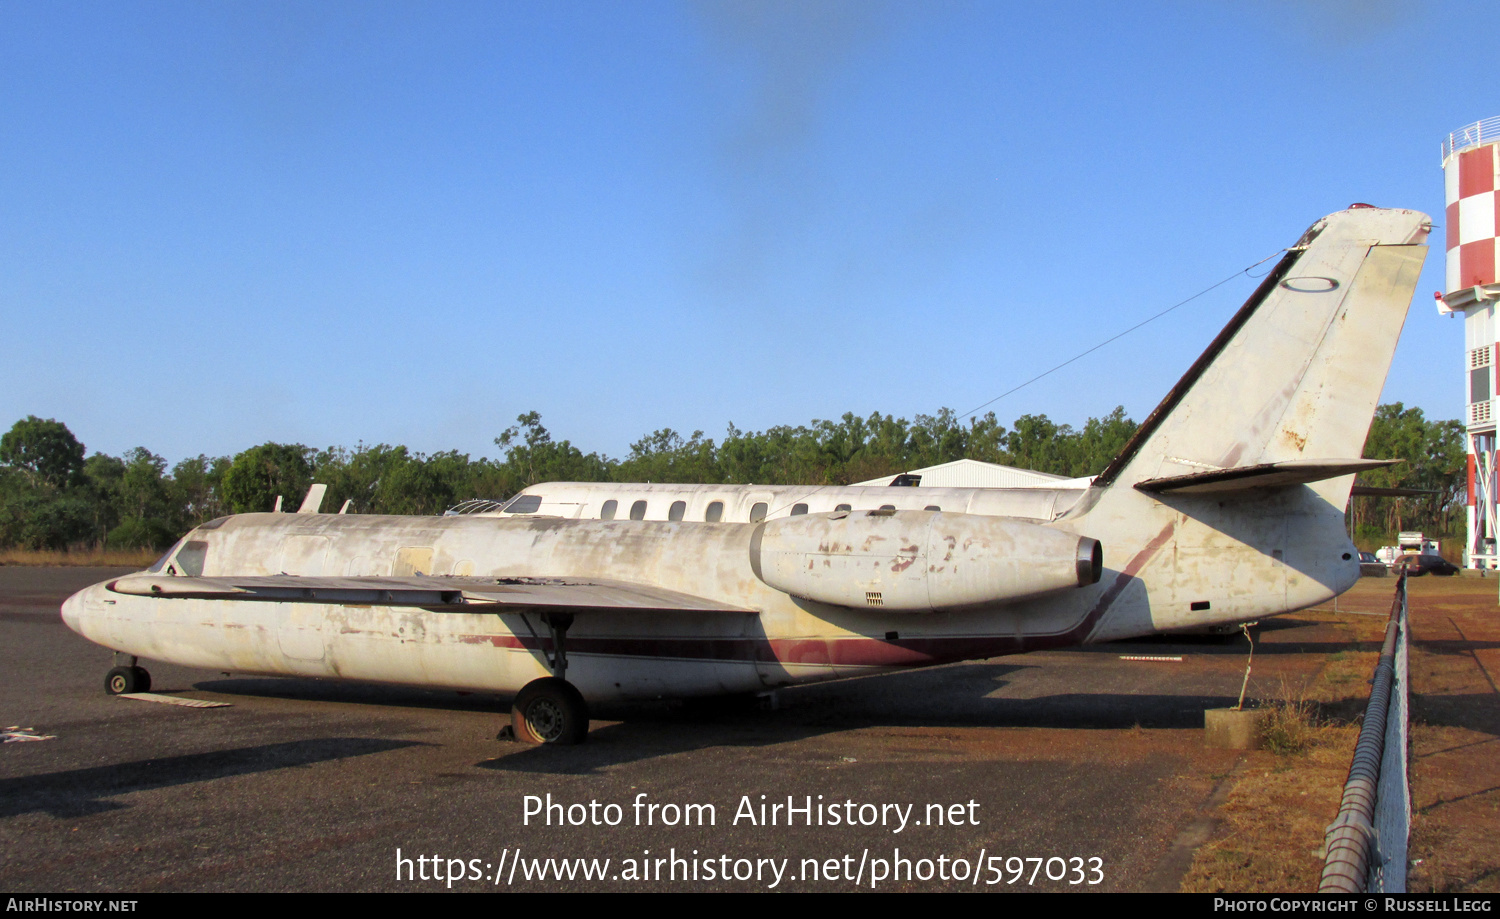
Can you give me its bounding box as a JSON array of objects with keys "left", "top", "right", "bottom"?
[{"left": 1376, "top": 532, "right": 1441, "bottom": 565}]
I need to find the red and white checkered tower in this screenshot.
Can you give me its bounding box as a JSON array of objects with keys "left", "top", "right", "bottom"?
[{"left": 1438, "top": 117, "right": 1500, "bottom": 567}]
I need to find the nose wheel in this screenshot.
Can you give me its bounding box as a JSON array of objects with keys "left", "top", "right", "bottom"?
[{"left": 105, "top": 665, "right": 150, "bottom": 695}]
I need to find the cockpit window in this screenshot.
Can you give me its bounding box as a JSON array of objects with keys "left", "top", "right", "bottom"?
[
  {"left": 147, "top": 539, "right": 184, "bottom": 573},
  {"left": 503, "top": 495, "right": 543, "bottom": 514},
  {"left": 176, "top": 542, "right": 209, "bottom": 577}
]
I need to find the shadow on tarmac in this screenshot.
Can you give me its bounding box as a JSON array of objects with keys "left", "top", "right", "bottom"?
[{"left": 1, "top": 737, "right": 423, "bottom": 818}]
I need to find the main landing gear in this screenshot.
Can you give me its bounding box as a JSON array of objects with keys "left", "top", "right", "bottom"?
[
  {"left": 504, "top": 613, "right": 590, "bottom": 745},
  {"left": 104, "top": 654, "right": 150, "bottom": 695},
  {"left": 510, "top": 677, "right": 589, "bottom": 744}
]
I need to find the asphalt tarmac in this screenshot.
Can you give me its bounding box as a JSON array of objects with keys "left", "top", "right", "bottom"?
[{"left": 0, "top": 567, "right": 1345, "bottom": 893}]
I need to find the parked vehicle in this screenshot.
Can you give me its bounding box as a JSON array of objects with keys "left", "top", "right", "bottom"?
[{"left": 1394, "top": 554, "right": 1460, "bottom": 577}]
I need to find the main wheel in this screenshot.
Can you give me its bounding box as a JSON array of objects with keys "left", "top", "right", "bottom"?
[
  {"left": 131, "top": 666, "right": 151, "bottom": 692},
  {"left": 105, "top": 666, "right": 140, "bottom": 695},
  {"left": 509, "top": 678, "right": 589, "bottom": 745}
]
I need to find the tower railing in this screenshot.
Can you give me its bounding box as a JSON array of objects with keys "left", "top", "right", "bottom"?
[{"left": 1443, "top": 117, "right": 1500, "bottom": 162}]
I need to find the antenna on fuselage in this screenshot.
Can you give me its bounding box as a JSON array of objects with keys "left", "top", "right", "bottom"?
[{"left": 297, "top": 483, "right": 328, "bottom": 514}]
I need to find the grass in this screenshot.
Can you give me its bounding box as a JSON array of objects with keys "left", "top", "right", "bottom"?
[
  {"left": 0, "top": 547, "right": 158, "bottom": 567},
  {"left": 1179, "top": 723, "right": 1356, "bottom": 892},
  {"left": 1257, "top": 697, "right": 1322, "bottom": 756},
  {"left": 1180, "top": 601, "right": 1391, "bottom": 893}
]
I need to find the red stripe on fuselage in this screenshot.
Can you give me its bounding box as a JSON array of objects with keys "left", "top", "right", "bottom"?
[{"left": 450, "top": 521, "right": 1177, "bottom": 668}]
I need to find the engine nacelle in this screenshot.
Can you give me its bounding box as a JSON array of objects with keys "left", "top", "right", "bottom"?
[{"left": 749, "top": 510, "right": 1101, "bottom": 613}]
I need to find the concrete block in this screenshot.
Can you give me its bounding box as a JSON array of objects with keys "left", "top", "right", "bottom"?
[{"left": 1204, "top": 707, "right": 1265, "bottom": 749}]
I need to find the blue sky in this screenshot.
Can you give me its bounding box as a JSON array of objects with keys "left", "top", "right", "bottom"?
[{"left": 0, "top": 0, "right": 1489, "bottom": 465}]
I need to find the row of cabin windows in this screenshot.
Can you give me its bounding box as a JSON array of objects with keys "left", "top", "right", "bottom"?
[{"left": 513, "top": 496, "right": 941, "bottom": 522}]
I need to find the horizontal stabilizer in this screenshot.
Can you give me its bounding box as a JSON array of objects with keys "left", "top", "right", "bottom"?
[
  {"left": 107, "top": 573, "right": 755, "bottom": 615},
  {"left": 1134, "top": 458, "right": 1400, "bottom": 495}
]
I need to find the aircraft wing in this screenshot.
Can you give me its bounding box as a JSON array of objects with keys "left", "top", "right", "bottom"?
[
  {"left": 105, "top": 573, "right": 756, "bottom": 615},
  {"left": 1134, "top": 458, "right": 1400, "bottom": 495}
]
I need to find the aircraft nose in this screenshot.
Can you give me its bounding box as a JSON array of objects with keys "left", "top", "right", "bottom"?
[{"left": 60, "top": 586, "right": 87, "bottom": 634}]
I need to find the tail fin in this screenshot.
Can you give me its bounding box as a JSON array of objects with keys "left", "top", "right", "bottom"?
[{"left": 1093, "top": 206, "right": 1430, "bottom": 505}]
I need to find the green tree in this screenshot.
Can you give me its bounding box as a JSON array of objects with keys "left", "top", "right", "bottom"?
[
  {"left": 1356, "top": 403, "right": 1466, "bottom": 540},
  {"left": 103, "top": 448, "right": 179, "bottom": 549},
  {"left": 615, "top": 429, "right": 720, "bottom": 484},
  {"left": 0, "top": 416, "right": 85, "bottom": 490},
  {"left": 80, "top": 452, "right": 127, "bottom": 546},
  {"left": 495, "top": 413, "right": 611, "bottom": 488},
  {"left": 169, "top": 454, "right": 231, "bottom": 528},
  {"left": 221, "top": 443, "right": 314, "bottom": 514},
  {"left": 0, "top": 492, "right": 94, "bottom": 550},
  {"left": 1072, "top": 406, "right": 1138, "bottom": 477},
  {"left": 1006, "top": 414, "right": 1069, "bottom": 475}
]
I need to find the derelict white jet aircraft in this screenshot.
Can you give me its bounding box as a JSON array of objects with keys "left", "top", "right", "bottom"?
[{"left": 62, "top": 205, "right": 1429, "bottom": 744}]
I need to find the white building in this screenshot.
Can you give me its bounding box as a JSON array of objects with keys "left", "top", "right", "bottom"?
[{"left": 852, "top": 458, "right": 1095, "bottom": 489}]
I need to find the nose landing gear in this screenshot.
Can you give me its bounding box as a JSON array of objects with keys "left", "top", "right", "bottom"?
[{"left": 104, "top": 655, "right": 151, "bottom": 695}]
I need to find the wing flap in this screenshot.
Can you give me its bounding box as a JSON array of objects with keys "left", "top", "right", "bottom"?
[
  {"left": 1134, "top": 458, "right": 1400, "bottom": 495},
  {"left": 106, "top": 573, "right": 755, "bottom": 615}
]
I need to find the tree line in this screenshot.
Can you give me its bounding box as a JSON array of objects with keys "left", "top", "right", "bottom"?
[
  {"left": 0, "top": 403, "right": 1465, "bottom": 552},
  {"left": 1348, "top": 403, "right": 1467, "bottom": 545}
]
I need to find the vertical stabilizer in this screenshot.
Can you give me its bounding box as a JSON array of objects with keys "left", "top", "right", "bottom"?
[{"left": 1094, "top": 206, "right": 1430, "bottom": 506}]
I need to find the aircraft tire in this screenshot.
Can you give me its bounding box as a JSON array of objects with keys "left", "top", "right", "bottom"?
[
  {"left": 510, "top": 678, "right": 589, "bottom": 745},
  {"left": 105, "top": 667, "right": 140, "bottom": 695},
  {"left": 132, "top": 666, "right": 151, "bottom": 693}
]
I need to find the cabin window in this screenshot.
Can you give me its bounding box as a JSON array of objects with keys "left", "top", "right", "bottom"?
[
  {"left": 503, "top": 494, "right": 542, "bottom": 514},
  {"left": 176, "top": 541, "right": 209, "bottom": 577},
  {"left": 750, "top": 502, "right": 768, "bottom": 522},
  {"left": 705, "top": 501, "right": 724, "bottom": 522},
  {"left": 601, "top": 499, "right": 618, "bottom": 520},
  {"left": 880, "top": 504, "right": 896, "bottom": 511},
  {"left": 630, "top": 500, "right": 647, "bottom": 520},
  {"left": 791, "top": 503, "right": 808, "bottom": 516},
  {"left": 925, "top": 505, "right": 941, "bottom": 512},
  {"left": 835, "top": 504, "right": 851, "bottom": 512},
  {"left": 669, "top": 500, "right": 686, "bottom": 521}
]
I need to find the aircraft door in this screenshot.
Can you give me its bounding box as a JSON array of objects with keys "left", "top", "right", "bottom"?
[
  {"left": 280, "top": 535, "right": 329, "bottom": 575},
  {"left": 275, "top": 602, "right": 327, "bottom": 662}
]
